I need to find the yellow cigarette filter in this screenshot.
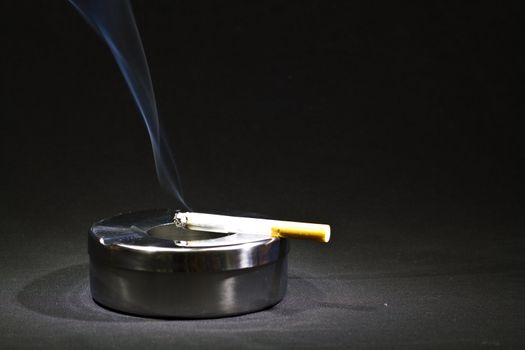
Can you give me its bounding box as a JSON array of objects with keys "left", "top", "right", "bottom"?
[
  {"left": 271, "top": 223, "right": 330, "bottom": 243},
  {"left": 174, "top": 212, "right": 331, "bottom": 243}
]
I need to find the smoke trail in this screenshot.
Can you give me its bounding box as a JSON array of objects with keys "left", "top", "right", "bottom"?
[{"left": 69, "top": 0, "right": 190, "bottom": 209}]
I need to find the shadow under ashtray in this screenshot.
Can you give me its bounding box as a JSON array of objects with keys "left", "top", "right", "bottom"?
[{"left": 16, "top": 264, "right": 144, "bottom": 322}]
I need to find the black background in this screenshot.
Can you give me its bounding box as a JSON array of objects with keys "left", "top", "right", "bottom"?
[{"left": 1, "top": 1, "right": 524, "bottom": 348}]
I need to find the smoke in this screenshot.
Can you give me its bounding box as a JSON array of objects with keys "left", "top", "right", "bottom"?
[{"left": 69, "top": 0, "right": 190, "bottom": 209}]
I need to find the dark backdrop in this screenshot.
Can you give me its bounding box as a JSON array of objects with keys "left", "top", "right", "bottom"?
[{"left": 1, "top": 1, "right": 523, "bottom": 348}]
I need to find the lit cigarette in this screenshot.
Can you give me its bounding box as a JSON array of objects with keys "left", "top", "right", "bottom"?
[{"left": 174, "top": 212, "right": 331, "bottom": 243}]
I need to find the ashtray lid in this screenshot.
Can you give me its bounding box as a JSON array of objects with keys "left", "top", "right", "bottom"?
[{"left": 89, "top": 209, "right": 289, "bottom": 272}]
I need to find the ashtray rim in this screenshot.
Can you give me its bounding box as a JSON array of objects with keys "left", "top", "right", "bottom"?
[{"left": 89, "top": 209, "right": 289, "bottom": 272}]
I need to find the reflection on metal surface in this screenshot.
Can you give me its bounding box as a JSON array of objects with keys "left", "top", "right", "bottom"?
[{"left": 89, "top": 209, "right": 289, "bottom": 318}]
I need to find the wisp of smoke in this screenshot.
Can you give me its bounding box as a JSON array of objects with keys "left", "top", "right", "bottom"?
[{"left": 69, "top": 0, "right": 190, "bottom": 209}]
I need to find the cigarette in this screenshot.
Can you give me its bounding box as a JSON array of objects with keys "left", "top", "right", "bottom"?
[{"left": 174, "top": 212, "right": 331, "bottom": 243}]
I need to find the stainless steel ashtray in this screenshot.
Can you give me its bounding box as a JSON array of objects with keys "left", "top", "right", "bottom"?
[{"left": 88, "top": 209, "right": 289, "bottom": 318}]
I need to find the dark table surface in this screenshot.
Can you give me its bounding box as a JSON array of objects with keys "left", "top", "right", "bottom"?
[
  {"left": 1, "top": 1, "right": 524, "bottom": 348},
  {"left": 2, "top": 184, "right": 524, "bottom": 349}
]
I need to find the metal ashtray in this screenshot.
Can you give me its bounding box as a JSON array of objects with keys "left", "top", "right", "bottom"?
[{"left": 88, "top": 209, "right": 289, "bottom": 318}]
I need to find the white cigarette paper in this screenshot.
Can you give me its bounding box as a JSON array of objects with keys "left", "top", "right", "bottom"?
[{"left": 174, "top": 212, "right": 330, "bottom": 243}]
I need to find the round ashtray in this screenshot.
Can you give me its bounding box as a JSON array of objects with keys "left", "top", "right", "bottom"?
[{"left": 88, "top": 209, "right": 289, "bottom": 318}]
